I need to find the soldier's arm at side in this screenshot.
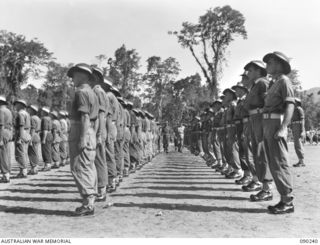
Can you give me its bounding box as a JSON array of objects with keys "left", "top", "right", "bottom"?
[{"left": 80, "top": 112, "right": 90, "bottom": 149}]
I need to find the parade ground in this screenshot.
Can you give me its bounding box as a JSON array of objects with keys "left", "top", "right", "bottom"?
[{"left": 0, "top": 144, "right": 319, "bottom": 238}]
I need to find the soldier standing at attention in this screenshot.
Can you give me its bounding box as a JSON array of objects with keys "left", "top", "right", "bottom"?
[
  {"left": 91, "top": 67, "right": 109, "bottom": 201},
  {"left": 115, "top": 96, "right": 125, "bottom": 184},
  {"left": 291, "top": 98, "right": 306, "bottom": 167},
  {"left": 231, "top": 83, "right": 252, "bottom": 185},
  {"left": 14, "top": 99, "right": 31, "bottom": 178},
  {"left": 262, "top": 51, "right": 295, "bottom": 214},
  {"left": 27, "top": 105, "right": 41, "bottom": 175},
  {"left": 243, "top": 60, "right": 273, "bottom": 202},
  {"left": 211, "top": 100, "right": 224, "bottom": 171},
  {"left": 50, "top": 111, "right": 61, "bottom": 169},
  {"left": 0, "top": 96, "right": 13, "bottom": 183},
  {"left": 40, "top": 107, "right": 53, "bottom": 171},
  {"left": 122, "top": 101, "right": 132, "bottom": 177},
  {"left": 129, "top": 108, "right": 139, "bottom": 172},
  {"left": 223, "top": 88, "right": 243, "bottom": 179},
  {"left": 67, "top": 63, "right": 99, "bottom": 216}
]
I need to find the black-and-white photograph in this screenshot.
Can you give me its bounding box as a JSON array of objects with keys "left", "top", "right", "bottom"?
[{"left": 0, "top": 0, "right": 319, "bottom": 240}]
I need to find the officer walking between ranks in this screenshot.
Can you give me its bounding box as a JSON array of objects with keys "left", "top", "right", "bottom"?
[
  {"left": 91, "top": 66, "right": 109, "bottom": 201},
  {"left": 67, "top": 63, "right": 99, "bottom": 216},
  {"left": 0, "top": 95, "right": 13, "bottom": 183},
  {"left": 262, "top": 51, "right": 295, "bottom": 214},
  {"left": 50, "top": 111, "right": 61, "bottom": 169},
  {"left": 27, "top": 105, "right": 41, "bottom": 175},
  {"left": 162, "top": 121, "right": 170, "bottom": 153},
  {"left": 242, "top": 60, "right": 273, "bottom": 201},
  {"left": 14, "top": 99, "right": 31, "bottom": 178},
  {"left": 40, "top": 107, "right": 53, "bottom": 171},
  {"left": 58, "top": 111, "right": 68, "bottom": 167},
  {"left": 291, "top": 98, "right": 306, "bottom": 167}
]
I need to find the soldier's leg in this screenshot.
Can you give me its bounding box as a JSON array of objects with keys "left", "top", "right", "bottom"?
[
  {"left": 94, "top": 141, "right": 108, "bottom": 199},
  {"left": 123, "top": 130, "right": 131, "bottom": 176},
  {"left": 70, "top": 127, "right": 97, "bottom": 213},
  {"left": 225, "top": 127, "right": 242, "bottom": 178},
  {"left": 292, "top": 124, "right": 305, "bottom": 166},
  {"left": 28, "top": 139, "right": 39, "bottom": 174},
  {"left": 106, "top": 123, "right": 117, "bottom": 191},
  {"left": 0, "top": 141, "right": 11, "bottom": 182},
  {"left": 212, "top": 130, "right": 223, "bottom": 167},
  {"left": 263, "top": 119, "right": 293, "bottom": 208},
  {"left": 15, "top": 140, "right": 28, "bottom": 177}
]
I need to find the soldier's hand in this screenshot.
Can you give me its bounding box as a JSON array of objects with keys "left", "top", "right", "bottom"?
[
  {"left": 274, "top": 127, "right": 288, "bottom": 140},
  {"left": 79, "top": 138, "right": 87, "bottom": 150},
  {"left": 300, "top": 131, "right": 306, "bottom": 139}
]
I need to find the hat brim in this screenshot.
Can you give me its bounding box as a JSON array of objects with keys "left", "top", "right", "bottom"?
[
  {"left": 92, "top": 69, "right": 104, "bottom": 81},
  {"left": 263, "top": 53, "right": 291, "bottom": 75},
  {"left": 223, "top": 88, "right": 237, "bottom": 98},
  {"left": 67, "top": 66, "right": 92, "bottom": 78},
  {"left": 13, "top": 101, "right": 27, "bottom": 107},
  {"left": 244, "top": 62, "right": 267, "bottom": 76},
  {"left": 232, "top": 85, "right": 248, "bottom": 93}
]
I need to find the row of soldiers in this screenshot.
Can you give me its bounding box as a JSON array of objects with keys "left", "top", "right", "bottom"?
[
  {"left": 184, "top": 51, "right": 305, "bottom": 215},
  {"left": 0, "top": 63, "right": 167, "bottom": 216}
]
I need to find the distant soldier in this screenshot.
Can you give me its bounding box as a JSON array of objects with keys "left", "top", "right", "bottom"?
[
  {"left": 162, "top": 121, "right": 170, "bottom": 153},
  {"left": 58, "top": 111, "right": 68, "bottom": 167},
  {"left": 262, "top": 51, "right": 295, "bottom": 214},
  {"left": 27, "top": 105, "right": 41, "bottom": 175},
  {"left": 120, "top": 99, "right": 131, "bottom": 177},
  {"left": 115, "top": 95, "right": 125, "bottom": 184},
  {"left": 40, "top": 107, "right": 53, "bottom": 171},
  {"left": 211, "top": 99, "right": 224, "bottom": 170},
  {"left": 14, "top": 99, "right": 31, "bottom": 178},
  {"left": 0, "top": 96, "right": 13, "bottom": 183},
  {"left": 291, "top": 98, "right": 306, "bottom": 167},
  {"left": 129, "top": 108, "right": 139, "bottom": 172},
  {"left": 50, "top": 111, "right": 61, "bottom": 169},
  {"left": 67, "top": 63, "right": 99, "bottom": 216}
]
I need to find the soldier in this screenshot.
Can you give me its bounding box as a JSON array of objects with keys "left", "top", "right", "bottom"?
[
  {"left": 102, "top": 79, "right": 119, "bottom": 193},
  {"left": 58, "top": 111, "right": 68, "bottom": 167},
  {"left": 231, "top": 83, "right": 253, "bottom": 185},
  {"left": 115, "top": 96, "right": 125, "bottom": 184},
  {"left": 211, "top": 100, "right": 224, "bottom": 170},
  {"left": 291, "top": 98, "right": 306, "bottom": 167},
  {"left": 219, "top": 94, "right": 230, "bottom": 174},
  {"left": 135, "top": 109, "right": 144, "bottom": 169},
  {"left": 243, "top": 60, "right": 273, "bottom": 202},
  {"left": 162, "top": 121, "right": 170, "bottom": 153},
  {"left": 144, "top": 111, "right": 152, "bottom": 162},
  {"left": 129, "top": 108, "right": 139, "bottom": 173},
  {"left": 177, "top": 123, "right": 185, "bottom": 153},
  {"left": 40, "top": 107, "right": 53, "bottom": 171},
  {"left": 65, "top": 111, "right": 71, "bottom": 165},
  {"left": 27, "top": 105, "right": 41, "bottom": 175},
  {"left": 150, "top": 114, "right": 157, "bottom": 157},
  {"left": 222, "top": 88, "right": 243, "bottom": 179},
  {"left": 91, "top": 67, "right": 109, "bottom": 201},
  {"left": 67, "top": 63, "right": 99, "bottom": 216},
  {"left": 121, "top": 100, "right": 132, "bottom": 177},
  {"left": 262, "top": 51, "right": 295, "bottom": 214},
  {"left": 14, "top": 99, "right": 31, "bottom": 178},
  {"left": 50, "top": 111, "right": 61, "bottom": 169},
  {"left": 0, "top": 96, "right": 13, "bottom": 183}
]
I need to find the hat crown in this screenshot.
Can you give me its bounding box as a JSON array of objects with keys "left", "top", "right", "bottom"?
[{"left": 0, "top": 95, "right": 7, "bottom": 102}]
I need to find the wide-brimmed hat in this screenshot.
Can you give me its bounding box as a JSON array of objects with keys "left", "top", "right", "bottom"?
[
  {"left": 67, "top": 63, "right": 93, "bottom": 78},
  {"left": 244, "top": 60, "right": 267, "bottom": 76},
  {"left": 132, "top": 109, "right": 139, "bottom": 115},
  {"left": 195, "top": 116, "right": 201, "bottom": 121},
  {"left": 240, "top": 70, "right": 249, "bottom": 77},
  {"left": 28, "top": 105, "right": 39, "bottom": 112},
  {"left": 0, "top": 95, "right": 7, "bottom": 104},
  {"left": 223, "top": 88, "right": 237, "bottom": 99},
  {"left": 41, "top": 107, "right": 50, "bottom": 114},
  {"left": 91, "top": 66, "right": 104, "bottom": 81},
  {"left": 110, "top": 86, "right": 121, "bottom": 97},
  {"left": 263, "top": 51, "right": 291, "bottom": 75},
  {"left": 212, "top": 99, "right": 223, "bottom": 105},
  {"left": 232, "top": 82, "right": 249, "bottom": 93},
  {"left": 126, "top": 101, "right": 133, "bottom": 109},
  {"left": 117, "top": 96, "right": 124, "bottom": 104},
  {"left": 14, "top": 99, "right": 27, "bottom": 107},
  {"left": 50, "top": 111, "right": 59, "bottom": 119},
  {"left": 59, "top": 110, "right": 66, "bottom": 116}
]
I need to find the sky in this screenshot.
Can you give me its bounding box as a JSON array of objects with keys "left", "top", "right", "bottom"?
[{"left": 0, "top": 0, "right": 319, "bottom": 90}]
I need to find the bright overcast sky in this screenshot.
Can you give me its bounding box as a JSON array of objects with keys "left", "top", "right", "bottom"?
[{"left": 0, "top": 0, "right": 319, "bottom": 90}]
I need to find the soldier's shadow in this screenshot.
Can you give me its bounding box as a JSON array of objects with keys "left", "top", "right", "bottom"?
[
  {"left": 110, "top": 192, "right": 247, "bottom": 201},
  {"left": 0, "top": 188, "right": 78, "bottom": 194},
  {"left": 15, "top": 183, "right": 76, "bottom": 188},
  {"left": 121, "top": 186, "right": 242, "bottom": 192},
  {"left": 111, "top": 202, "right": 266, "bottom": 214},
  {"left": 0, "top": 204, "right": 75, "bottom": 217},
  {"left": 133, "top": 181, "right": 236, "bottom": 185}
]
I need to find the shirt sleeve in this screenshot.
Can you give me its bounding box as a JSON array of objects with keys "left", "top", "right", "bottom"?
[
  {"left": 18, "top": 112, "right": 26, "bottom": 126},
  {"left": 31, "top": 117, "right": 37, "bottom": 129},
  {"left": 94, "top": 87, "right": 106, "bottom": 113},
  {"left": 257, "top": 80, "right": 268, "bottom": 99},
  {"left": 76, "top": 90, "right": 90, "bottom": 114},
  {"left": 280, "top": 77, "right": 295, "bottom": 104},
  {"left": 0, "top": 111, "right": 4, "bottom": 126},
  {"left": 41, "top": 118, "right": 50, "bottom": 131}
]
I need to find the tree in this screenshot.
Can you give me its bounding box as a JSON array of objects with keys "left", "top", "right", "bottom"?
[
  {"left": 143, "top": 56, "right": 180, "bottom": 121},
  {"left": 39, "top": 61, "right": 73, "bottom": 110},
  {"left": 20, "top": 84, "right": 39, "bottom": 105},
  {"left": 95, "top": 44, "right": 142, "bottom": 98},
  {"left": 288, "top": 69, "right": 302, "bottom": 96},
  {"left": 169, "top": 5, "right": 247, "bottom": 96},
  {"left": 0, "top": 30, "right": 52, "bottom": 99}
]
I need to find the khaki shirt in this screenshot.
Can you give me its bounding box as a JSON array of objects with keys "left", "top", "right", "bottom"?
[
  {"left": 105, "top": 92, "right": 119, "bottom": 121},
  {"left": 291, "top": 106, "right": 305, "bottom": 122},
  {"left": 263, "top": 75, "right": 295, "bottom": 114},
  {"left": 243, "top": 77, "right": 269, "bottom": 111},
  {"left": 31, "top": 115, "right": 41, "bottom": 132}
]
